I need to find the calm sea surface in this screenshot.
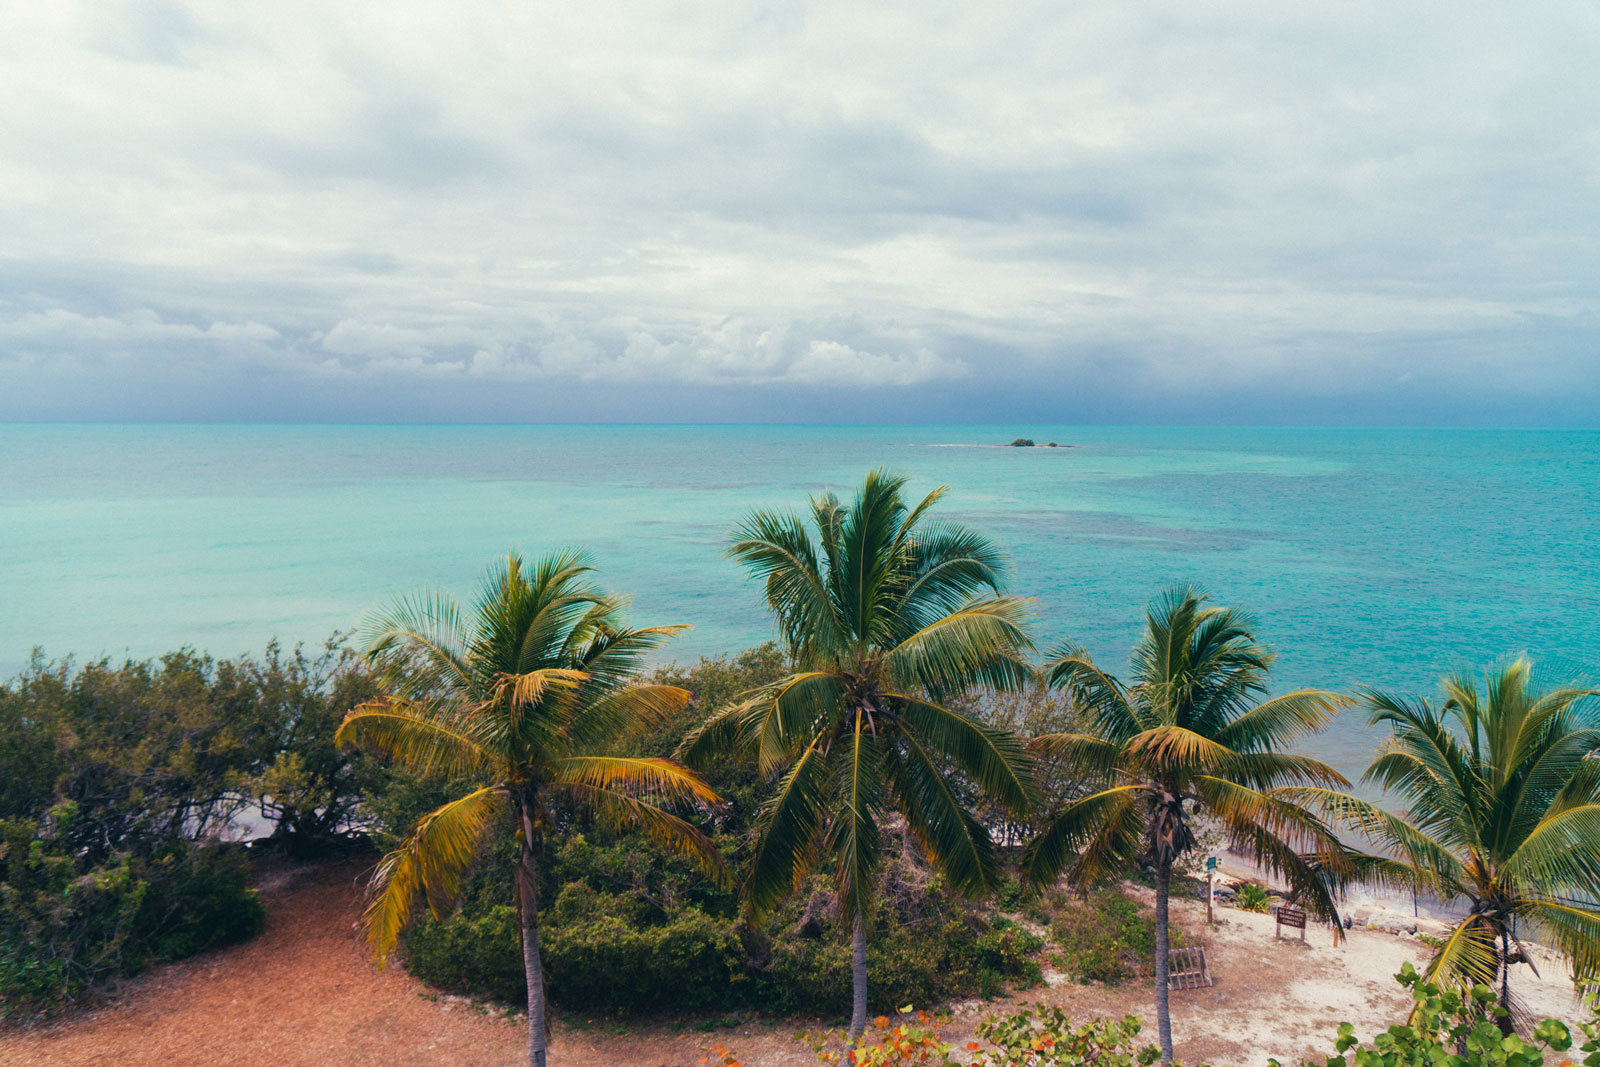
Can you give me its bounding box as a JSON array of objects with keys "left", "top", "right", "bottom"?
[{"left": 4, "top": 424, "right": 1597, "bottom": 782}]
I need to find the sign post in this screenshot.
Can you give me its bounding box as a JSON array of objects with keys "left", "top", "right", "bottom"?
[
  {"left": 1275, "top": 904, "right": 1307, "bottom": 943},
  {"left": 1205, "top": 856, "right": 1217, "bottom": 924}
]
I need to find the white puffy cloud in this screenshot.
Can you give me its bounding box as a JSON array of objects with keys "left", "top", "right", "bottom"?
[{"left": 0, "top": 0, "right": 1596, "bottom": 420}]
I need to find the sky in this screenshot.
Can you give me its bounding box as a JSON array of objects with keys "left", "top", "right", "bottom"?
[{"left": 1, "top": 1, "right": 1596, "bottom": 424}]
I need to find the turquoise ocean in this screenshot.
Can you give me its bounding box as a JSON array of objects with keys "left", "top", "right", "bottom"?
[{"left": 4, "top": 424, "right": 1598, "bottom": 782}]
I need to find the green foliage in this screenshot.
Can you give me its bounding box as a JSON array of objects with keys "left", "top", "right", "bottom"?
[
  {"left": 0, "top": 814, "right": 264, "bottom": 1019},
  {"left": 971, "top": 1005, "right": 1163, "bottom": 1067},
  {"left": 0, "top": 638, "right": 380, "bottom": 857},
  {"left": 1047, "top": 887, "right": 1163, "bottom": 984},
  {"left": 539, "top": 882, "right": 748, "bottom": 1012},
  {"left": 1010, "top": 439, "right": 1036, "bottom": 447},
  {"left": 1277, "top": 963, "right": 1577, "bottom": 1067},
  {"left": 403, "top": 853, "right": 1046, "bottom": 1016},
  {"left": 0, "top": 638, "right": 368, "bottom": 1017},
  {"left": 1233, "top": 882, "right": 1272, "bottom": 913}
]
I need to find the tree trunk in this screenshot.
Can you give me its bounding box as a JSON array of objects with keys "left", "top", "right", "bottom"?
[
  {"left": 1496, "top": 927, "right": 1515, "bottom": 1036},
  {"left": 1154, "top": 857, "right": 1175, "bottom": 1065},
  {"left": 517, "top": 818, "right": 549, "bottom": 1067},
  {"left": 849, "top": 912, "right": 869, "bottom": 1041}
]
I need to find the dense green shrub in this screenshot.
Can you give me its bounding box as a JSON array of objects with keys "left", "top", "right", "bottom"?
[
  {"left": 401, "top": 844, "right": 1044, "bottom": 1017},
  {"left": 0, "top": 638, "right": 372, "bottom": 1016},
  {"left": 1048, "top": 887, "right": 1164, "bottom": 985},
  {"left": 0, "top": 810, "right": 264, "bottom": 1019}
]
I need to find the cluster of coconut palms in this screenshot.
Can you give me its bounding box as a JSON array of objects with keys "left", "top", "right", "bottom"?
[{"left": 336, "top": 470, "right": 1600, "bottom": 1067}]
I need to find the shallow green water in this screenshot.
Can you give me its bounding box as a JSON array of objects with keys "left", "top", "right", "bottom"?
[{"left": 4, "top": 424, "right": 1597, "bottom": 780}]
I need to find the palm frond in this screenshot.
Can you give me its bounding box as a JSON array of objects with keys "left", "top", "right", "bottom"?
[
  {"left": 1123, "top": 724, "right": 1237, "bottom": 775},
  {"left": 728, "top": 507, "right": 844, "bottom": 660},
  {"left": 335, "top": 697, "right": 499, "bottom": 778},
  {"left": 890, "top": 693, "right": 1035, "bottom": 816},
  {"left": 360, "top": 589, "right": 473, "bottom": 697},
  {"left": 550, "top": 755, "right": 722, "bottom": 806},
  {"left": 1515, "top": 898, "right": 1600, "bottom": 981},
  {"left": 1043, "top": 647, "right": 1141, "bottom": 739},
  {"left": 566, "top": 683, "right": 693, "bottom": 749},
  {"left": 1028, "top": 732, "right": 1122, "bottom": 781},
  {"left": 825, "top": 714, "right": 885, "bottom": 923},
  {"left": 755, "top": 671, "right": 851, "bottom": 775},
  {"left": 1194, "top": 776, "right": 1346, "bottom": 924},
  {"left": 1214, "top": 689, "right": 1353, "bottom": 753},
  {"left": 1502, "top": 803, "right": 1600, "bottom": 894},
  {"left": 564, "top": 781, "right": 734, "bottom": 889},
  {"left": 1021, "top": 785, "right": 1148, "bottom": 890},
  {"left": 745, "top": 737, "right": 832, "bottom": 917},
  {"left": 1419, "top": 914, "right": 1501, "bottom": 999},
  {"left": 676, "top": 698, "right": 765, "bottom": 768},
  {"left": 888, "top": 731, "right": 1001, "bottom": 898},
  {"left": 360, "top": 785, "right": 507, "bottom": 963},
  {"left": 1276, "top": 786, "right": 1465, "bottom": 893},
  {"left": 884, "top": 596, "right": 1033, "bottom": 696}
]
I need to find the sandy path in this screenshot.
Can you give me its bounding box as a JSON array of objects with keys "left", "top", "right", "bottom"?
[{"left": 1, "top": 862, "right": 1586, "bottom": 1067}]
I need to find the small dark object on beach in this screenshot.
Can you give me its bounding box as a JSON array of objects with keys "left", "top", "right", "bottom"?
[
  {"left": 1010, "top": 438, "right": 1035, "bottom": 447},
  {"left": 1047, "top": 442, "right": 1058, "bottom": 447}
]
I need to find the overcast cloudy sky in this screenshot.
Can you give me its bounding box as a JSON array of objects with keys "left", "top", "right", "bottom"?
[{"left": 2, "top": 1, "right": 1596, "bottom": 423}]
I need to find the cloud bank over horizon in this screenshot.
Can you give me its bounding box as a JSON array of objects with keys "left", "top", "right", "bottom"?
[{"left": 1, "top": 1, "right": 1597, "bottom": 424}]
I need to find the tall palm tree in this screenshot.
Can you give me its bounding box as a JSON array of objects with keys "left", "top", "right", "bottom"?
[
  {"left": 336, "top": 553, "right": 729, "bottom": 1067},
  {"left": 1024, "top": 586, "right": 1351, "bottom": 1064},
  {"left": 679, "top": 470, "right": 1036, "bottom": 1039},
  {"left": 1296, "top": 660, "right": 1600, "bottom": 1032}
]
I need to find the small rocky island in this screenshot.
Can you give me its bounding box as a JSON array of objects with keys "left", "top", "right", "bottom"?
[{"left": 1008, "top": 438, "right": 1060, "bottom": 447}]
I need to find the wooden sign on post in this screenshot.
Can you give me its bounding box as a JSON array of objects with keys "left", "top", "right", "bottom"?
[{"left": 1275, "top": 904, "right": 1307, "bottom": 943}]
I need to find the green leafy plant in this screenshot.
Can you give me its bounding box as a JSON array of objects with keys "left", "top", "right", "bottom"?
[
  {"left": 1048, "top": 887, "right": 1165, "bottom": 985},
  {"left": 799, "top": 1006, "right": 956, "bottom": 1065},
  {"left": 1233, "top": 882, "right": 1271, "bottom": 913},
  {"left": 970, "top": 1005, "right": 1163, "bottom": 1067}
]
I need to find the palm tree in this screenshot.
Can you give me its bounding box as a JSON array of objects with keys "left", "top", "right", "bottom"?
[
  {"left": 1024, "top": 586, "right": 1351, "bottom": 1064},
  {"left": 1296, "top": 660, "right": 1600, "bottom": 1031},
  {"left": 679, "top": 470, "right": 1036, "bottom": 1039},
  {"left": 336, "top": 553, "right": 729, "bottom": 1067}
]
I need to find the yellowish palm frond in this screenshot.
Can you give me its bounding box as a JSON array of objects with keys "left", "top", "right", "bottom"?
[
  {"left": 564, "top": 781, "right": 734, "bottom": 889},
  {"left": 1028, "top": 732, "right": 1122, "bottom": 779},
  {"left": 361, "top": 785, "right": 506, "bottom": 964},
  {"left": 1124, "top": 724, "right": 1235, "bottom": 773},
  {"left": 549, "top": 755, "right": 722, "bottom": 806},
  {"left": 335, "top": 697, "right": 498, "bottom": 778},
  {"left": 1419, "top": 914, "right": 1501, "bottom": 1008},
  {"left": 490, "top": 667, "right": 589, "bottom": 708},
  {"left": 567, "top": 684, "right": 693, "bottom": 747}
]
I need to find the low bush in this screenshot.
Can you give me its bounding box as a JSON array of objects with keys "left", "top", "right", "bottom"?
[
  {"left": 1047, "top": 887, "right": 1164, "bottom": 985},
  {"left": 401, "top": 836, "right": 1045, "bottom": 1017},
  {"left": 0, "top": 810, "right": 264, "bottom": 1019},
  {"left": 1232, "top": 882, "right": 1271, "bottom": 913}
]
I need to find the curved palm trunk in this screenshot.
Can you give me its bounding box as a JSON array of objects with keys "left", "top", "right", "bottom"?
[
  {"left": 1153, "top": 858, "right": 1174, "bottom": 1065},
  {"left": 517, "top": 812, "right": 549, "bottom": 1067},
  {"left": 849, "top": 912, "right": 869, "bottom": 1041}
]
